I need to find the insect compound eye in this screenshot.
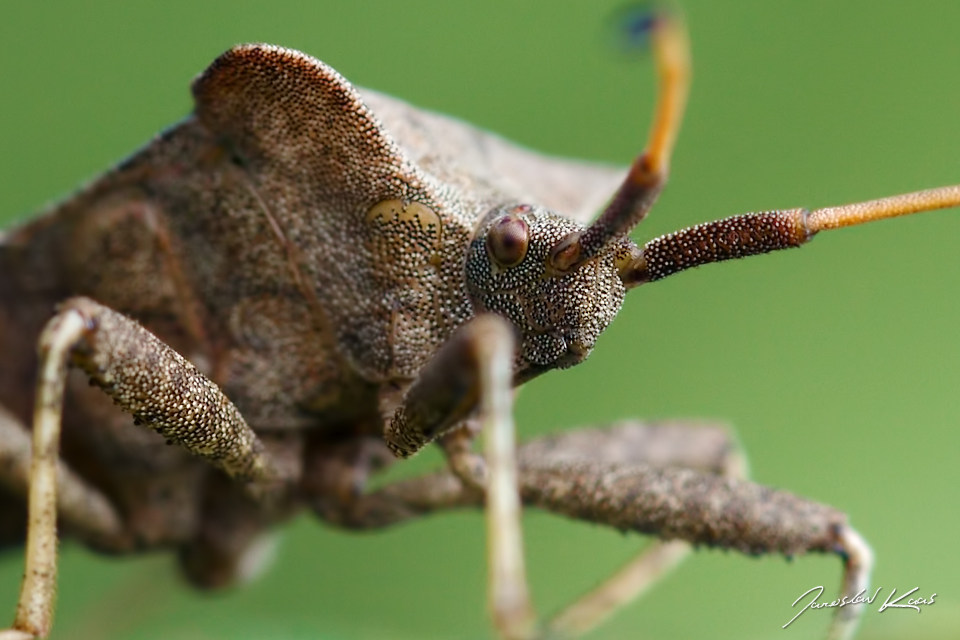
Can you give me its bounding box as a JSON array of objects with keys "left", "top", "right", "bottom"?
[{"left": 486, "top": 214, "right": 529, "bottom": 268}]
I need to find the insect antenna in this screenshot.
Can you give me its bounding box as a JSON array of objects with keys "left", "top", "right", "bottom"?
[
  {"left": 617, "top": 185, "right": 960, "bottom": 287},
  {"left": 548, "top": 9, "right": 690, "bottom": 275},
  {"left": 606, "top": 2, "right": 660, "bottom": 55}
]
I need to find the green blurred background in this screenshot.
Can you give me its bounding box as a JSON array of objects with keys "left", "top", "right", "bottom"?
[{"left": 2, "top": 1, "right": 959, "bottom": 639}]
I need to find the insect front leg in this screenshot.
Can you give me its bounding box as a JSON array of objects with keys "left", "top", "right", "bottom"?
[
  {"left": 1, "top": 296, "right": 283, "bottom": 640},
  {"left": 383, "top": 314, "right": 538, "bottom": 639}
]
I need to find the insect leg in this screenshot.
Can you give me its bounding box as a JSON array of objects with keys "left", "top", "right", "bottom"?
[
  {"left": 520, "top": 451, "right": 871, "bottom": 640},
  {"left": 518, "top": 420, "right": 744, "bottom": 636},
  {"left": 2, "top": 296, "right": 283, "bottom": 639},
  {"left": 360, "top": 416, "right": 869, "bottom": 639},
  {"left": 477, "top": 318, "right": 537, "bottom": 640},
  {"left": 0, "top": 404, "right": 123, "bottom": 545},
  {"left": 49, "top": 297, "right": 279, "bottom": 483},
  {"left": 384, "top": 315, "right": 512, "bottom": 459},
  {"left": 383, "top": 315, "right": 536, "bottom": 639},
  {"left": 326, "top": 420, "right": 742, "bottom": 527},
  {"left": 3, "top": 309, "right": 87, "bottom": 639}
]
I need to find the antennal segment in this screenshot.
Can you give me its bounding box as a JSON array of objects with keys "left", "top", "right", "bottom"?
[
  {"left": 620, "top": 184, "right": 960, "bottom": 287},
  {"left": 806, "top": 185, "right": 960, "bottom": 231},
  {"left": 549, "top": 11, "right": 690, "bottom": 275}
]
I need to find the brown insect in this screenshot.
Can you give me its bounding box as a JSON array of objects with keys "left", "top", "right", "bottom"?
[{"left": 0, "top": 11, "right": 957, "bottom": 640}]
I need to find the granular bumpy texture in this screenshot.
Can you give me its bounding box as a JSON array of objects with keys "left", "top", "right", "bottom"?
[
  {"left": 637, "top": 209, "right": 813, "bottom": 282},
  {"left": 465, "top": 205, "right": 629, "bottom": 372},
  {"left": 0, "top": 37, "right": 879, "bottom": 638},
  {"left": 66, "top": 298, "right": 273, "bottom": 483},
  {"left": 192, "top": 45, "right": 477, "bottom": 382},
  {"left": 0, "top": 43, "right": 647, "bottom": 546},
  {"left": 518, "top": 459, "right": 846, "bottom": 557},
  {"left": 190, "top": 45, "right": 633, "bottom": 383}
]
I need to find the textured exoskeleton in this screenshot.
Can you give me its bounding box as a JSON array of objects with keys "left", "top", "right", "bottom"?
[{"left": 1, "top": 15, "right": 958, "bottom": 640}]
